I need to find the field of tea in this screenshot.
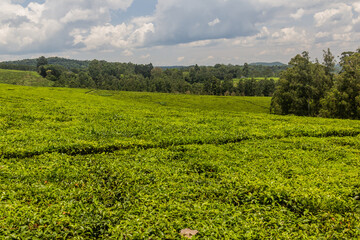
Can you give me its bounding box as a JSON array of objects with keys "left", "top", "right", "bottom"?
[
  {"left": 1, "top": 83, "right": 360, "bottom": 239},
  {"left": 233, "top": 77, "right": 280, "bottom": 84},
  {"left": 0, "top": 69, "right": 53, "bottom": 87}
]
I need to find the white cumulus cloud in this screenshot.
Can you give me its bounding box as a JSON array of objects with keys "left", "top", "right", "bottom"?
[
  {"left": 0, "top": 0, "right": 135, "bottom": 53},
  {"left": 314, "top": 3, "right": 353, "bottom": 28},
  {"left": 1, "top": 0, "right": 360, "bottom": 65},
  {"left": 291, "top": 8, "right": 305, "bottom": 20}
]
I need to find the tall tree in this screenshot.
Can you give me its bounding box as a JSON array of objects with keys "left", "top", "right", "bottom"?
[
  {"left": 320, "top": 50, "right": 360, "bottom": 119},
  {"left": 88, "top": 60, "right": 103, "bottom": 87},
  {"left": 243, "top": 63, "right": 249, "bottom": 77},
  {"left": 135, "top": 63, "right": 153, "bottom": 79},
  {"left": 271, "top": 51, "right": 331, "bottom": 116},
  {"left": 36, "top": 56, "right": 48, "bottom": 68},
  {"left": 322, "top": 48, "right": 335, "bottom": 76}
]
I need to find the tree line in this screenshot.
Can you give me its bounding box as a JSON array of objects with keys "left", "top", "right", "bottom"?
[
  {"left": 3, "top": 50, "right": 360, "bottom": 119},
  {"left": 1, "top": 57, "right": 90, "bottom": 72},
  {"left": 271, "top": 48, "right": 360, "bottom": 119},
  {"left": 0, "top": 63, "right": 37, "bottom": 71},
  {"left": 33, "top": 57, "right": 284, "bottom": 96}
]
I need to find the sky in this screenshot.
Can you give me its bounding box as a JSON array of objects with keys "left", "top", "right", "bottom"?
[{"left": 0, "top": 0, "right": 359, "bottom": 65}]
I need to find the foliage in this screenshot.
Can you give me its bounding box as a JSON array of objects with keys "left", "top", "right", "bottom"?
[
  {"left": 2, "top": 57, "right": 90, "bottom": 71},
  {"left": 1, "top": 84, "right": 360, "bottom": 238},
  {"left": 46, "top": 57, "right": 90, "bottom": 71},
  {"left": 270, "top": 51, "right": 333, "bottom": 116},
  {"left": 1, "top": 56, "right": 286, "bottom": 97},
  {"left": 320, "top": 50, "right": 360, "bottom": 119},
  {"left": 38, "top": 64, "right": 67, "bottom": 80},
  {"left": 135, "top": 63, "right": 153, "bottom": 78},
  {"left": 323, "top": 48, "right": 336, "bottom": 76},
  {"left": 36, "top": 56, "right": 48, "bottom": 68},
  {"left": 271, "top": 48, "right": 360, "bottom": 120},
  {"left": 0, "top": 63, "right": 36, "bottom": 71},
  {"left": 243, "top": 62, "right": 249, "bottom": 77}
]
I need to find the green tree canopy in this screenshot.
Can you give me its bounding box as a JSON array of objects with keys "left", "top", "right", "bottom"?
[
  {"left": 36, "top": 56, "right": 48, "bottom": 68},
  {"left": 320, "top": 50, "right": 360, "bottom": 119},
  {"left": 271, "top": 51, "right": 333, "bottom": 116}
]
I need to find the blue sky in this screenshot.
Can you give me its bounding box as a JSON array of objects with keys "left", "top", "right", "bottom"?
[{"left": 0, "top": 0, "right": 359, "bottom": 65}]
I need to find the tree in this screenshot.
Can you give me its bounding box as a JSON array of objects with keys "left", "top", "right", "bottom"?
[
  {"left": 271, "top": 51, "right": 332, "bottom": 116},
  {"left": 194, "top": 64, "right": 200, "bottom": 72},
  {"left": 244, "top": 78, "right": 256, "bottom": 96},
  {"left": 210, "top": 76, "right": 221, "bottom": 95},
  {"left": 188, "top": 64, "right": 202, "bottom": 84},
  {"left": 323, "top": 48, "right": 335, "bottom": 76},
  {"left": 36, "top": 56, "right": 48, "bottom": 68},
  {"left": 236, "top": 80, "right": 245, "bottom": 96},
  {"left": 151, "top": 67, "right": 163, "bottom": 79},
  {"left": 78, "top": 72, "right": 95, "bottom": 88},
  {"left": 243, "top": 63, "right": 249, "bottom": 77},
  {"left": 320, "top": 51, "right": 360, "bottom": 119},
  {"left": 38, "top": 65, "right": 47, "bottom": 78},
  {"left": 135, "top": 63, "right": 153, "bottom": 78},
  {"left": 221, "top": 74, "right": 234, "bottom": 95},
  {"left": 38, "top": 64, "right": 66, "bottom": 80},
  {"left": 88, "top": 60, "right": 103, "bottom": 87},
  {"left": 261, "top": 79, "right": 276, "bottom": 96}
]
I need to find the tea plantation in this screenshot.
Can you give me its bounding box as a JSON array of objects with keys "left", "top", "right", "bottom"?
[
  {"left": 0, "top": 69, "right": 53, "bottom": 87},
  {"left": 1, "top": 84, "right": 360, "bottom": 239}
]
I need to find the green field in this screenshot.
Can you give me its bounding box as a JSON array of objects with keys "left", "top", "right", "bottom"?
[
  {"left": 233, "top": 77, "right": 280, "bottom": 84},
  {"left": 1, "top": 84, "right": 360, "bottom": 239},
  {"left": 0, "top": 69, "right": 53, "bottom": 87}
]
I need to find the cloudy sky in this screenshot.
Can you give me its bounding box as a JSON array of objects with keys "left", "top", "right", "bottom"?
[{"left": 0, "top": 0, "right": 359, "bottom": 65}]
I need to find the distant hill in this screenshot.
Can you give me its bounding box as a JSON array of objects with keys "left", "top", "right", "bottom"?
[
  {"left": 1, "top": 57, "right": 90, "bottom": 70},
  {"left": 0, "top": 62, "right": 37, "bottom": 71},
  {"left": 250, "top": 62, "right": 287, "bottom": 66}
]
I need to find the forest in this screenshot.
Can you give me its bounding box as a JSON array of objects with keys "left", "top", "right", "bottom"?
[
  {"left": 271, "top": 49, "right": 360, "bottom": 119},
  {"left": 1, "top": 56, "right": 285, "bottom": 97}
]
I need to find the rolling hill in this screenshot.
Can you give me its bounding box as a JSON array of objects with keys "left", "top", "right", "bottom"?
[
  {"left": 0, "top": 69, "right": 53, "bottom": 87},
  {"left": 0, "top": 84, "right": 359, "bottom": 238}
]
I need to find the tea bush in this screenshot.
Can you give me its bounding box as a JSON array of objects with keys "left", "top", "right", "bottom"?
[{"left": 0, "top": 84, "right": 360, "bottom": 238}]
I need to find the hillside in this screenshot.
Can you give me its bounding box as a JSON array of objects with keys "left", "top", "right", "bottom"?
[
  {"left": 1, "top": 84, "right": 360, "bottom": 238},
  {"left": 0, "top": 69, "right": 53, "bottom": 87},
  {"left": 1, "top": 57, "right": 90, "bottom": 70}
]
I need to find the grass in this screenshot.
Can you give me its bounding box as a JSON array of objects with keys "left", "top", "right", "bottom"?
[
  {"left": 1, "top": 83, "right": 360, "bottom": 239},
  {"left": 0, "top": 69, "right": 53, "bottom": 87},
  {"left": 233, "top": 77, "right": 280, "bottom": 85}
]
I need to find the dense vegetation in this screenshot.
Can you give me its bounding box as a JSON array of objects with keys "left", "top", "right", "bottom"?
[
  {"left": 0, "top": 63, "right": 37, "bottom": 71},
  {"left": 2, "top": 48, "right": 360, "bottom": 120},
  {"left": 1, "top": 57, "right": 286, "bottom": 97},
  {"left": 1, "top": 57, "right": 90, "bottom": 71},
  {"left": 1, "top": 84, "right": 360, "bottom": 238},
  {"left": 271, "top": 48, "right": 360, "bottom": 119}
]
